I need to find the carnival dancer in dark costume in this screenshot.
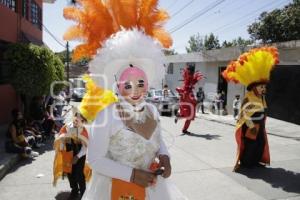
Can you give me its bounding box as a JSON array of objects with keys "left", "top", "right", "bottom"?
[
  {"left": 222, "top": 47, "right": 279, "bottom": 171},
  {"left": 175, "top": 64, "right": 203, "bottom": 134}
]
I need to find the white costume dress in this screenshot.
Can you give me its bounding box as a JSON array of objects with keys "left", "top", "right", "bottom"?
[{"left": 82, "top": 102, "right": 187, "bottom": 200}]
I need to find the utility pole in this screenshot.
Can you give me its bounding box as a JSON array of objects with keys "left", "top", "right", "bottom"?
[
  {"left": 66, "top": 41, "right": 70, "bottom": 96},
  {"left": 66, "top": 41, "right": 70, "bottom": 82}
]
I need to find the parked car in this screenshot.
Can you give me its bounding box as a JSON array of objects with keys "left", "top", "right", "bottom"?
[
  {"left": 146, "top": 89, "right": 179, "bottom": 116},
  {"left": 71, "top": 88, "right": 86, "bottom": 102}
]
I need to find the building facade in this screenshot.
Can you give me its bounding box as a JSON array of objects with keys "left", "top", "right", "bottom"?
[
  {"left": 165, "top": 40, "right": 300, "bottom": 125},
  {"left": 0, "top": 0, "right": 54, "bottom": 124}
]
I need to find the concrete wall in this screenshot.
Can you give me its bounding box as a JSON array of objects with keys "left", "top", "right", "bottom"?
[{"left": 0, "top": 84, "right": 20, "bottom": 125}]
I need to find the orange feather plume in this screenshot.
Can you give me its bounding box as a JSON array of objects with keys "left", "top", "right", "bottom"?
[
  {"left": 63, "top": 0, "right": 172, "bottom": 61},
  {"left": 106, "top": 0, "right": 138, "bottom": 29}
]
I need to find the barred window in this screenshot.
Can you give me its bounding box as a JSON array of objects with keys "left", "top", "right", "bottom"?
[
  {"left": 22, "top": 0, "right": 29, "bottom": 19},
  {"left": 30, "top": 0, "right": 42, "bottom": 30},
  {"left": 31, "top": 0, "right": 38, "bottom": 25},
  {"left": 167, "top": 63, "right": 174, "bottom": 74},
  {"left": 0, "top": 0, "right": 16, "bottom": 12}
]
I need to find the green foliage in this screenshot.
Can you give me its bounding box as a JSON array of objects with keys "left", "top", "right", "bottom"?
[
  {"left": 163, "top": 49, "right": 177, "bottom": 56},
  {"left": 56, "top": 50, "right": 90, "bottom": 66},
  {"left": 222, "top": 37, "right": 253, "bottom": 48},
  {"left": 204, "top": 33, "right": 220, "bottom": 50},
  {"left": 248, "top": 0, "right": 300, "bottom": 43},
  {"left": 186, "top": 33, "right": 204, "bottom": 53},
  {"left": 4, "top": 43, "right": 65, "bottom": 97},
  {"left": 55, "top": 50, "right": 67, "bottom": 64}
]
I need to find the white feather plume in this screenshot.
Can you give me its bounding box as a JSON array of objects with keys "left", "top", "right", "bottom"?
[{"left": 89, "top": 29, "right": 166, "bottom": 90}]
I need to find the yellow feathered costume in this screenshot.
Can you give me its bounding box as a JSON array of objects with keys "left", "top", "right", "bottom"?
[
  {"left": 222, "top": 46, "right": 279, "bottom": 87},
  {"left": 222, "top": 46, "right": 279, "bottom": 171}
]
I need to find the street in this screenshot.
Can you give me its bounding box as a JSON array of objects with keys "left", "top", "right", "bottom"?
[{"left": 0, "top": 115, "right": 299, "bottom": 200}]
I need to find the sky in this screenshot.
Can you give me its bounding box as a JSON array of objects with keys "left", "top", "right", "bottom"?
[{"left": 43, "top": 0, "right": 293, "bottom": 53}]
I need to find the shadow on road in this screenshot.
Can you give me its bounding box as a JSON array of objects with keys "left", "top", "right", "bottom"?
[
  {"left": 181, "top": 132, "right": 221, "bottom": 140},
  {"left": 55, "top": 191, "right": 78, "bottom": 200},
  {"left": 237, "top": 167, "right": 300, "bottom": 194}
]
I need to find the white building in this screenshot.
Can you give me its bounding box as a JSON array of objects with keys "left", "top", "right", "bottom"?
[{"left": 164, "top": 40, "right": 300, "bottom": 122}]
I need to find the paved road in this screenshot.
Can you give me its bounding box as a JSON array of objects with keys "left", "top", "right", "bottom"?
[{"left": 0, "top": 114, "right": 299, "bottom": 200}]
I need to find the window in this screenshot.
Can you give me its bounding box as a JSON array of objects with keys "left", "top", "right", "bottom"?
[
  {"left": 167, "top": 63, "right": 174, "bottom": 74},
  {"left": 22, "top": 0, "right": 29, "bottom": 19},
  {"left": 30, "top": 0, "right": 42, "bottom": 29},
  {"left": 0, "top": 0, "right": 16, "bottom": 12},
  {"left": 31, "top": 0, "right": 38, "bottom": 25}
]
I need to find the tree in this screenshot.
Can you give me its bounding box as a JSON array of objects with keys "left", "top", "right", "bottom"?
[
  {"left": 4, "top": 44, "right": 65, "bottom": 113},
  {"left": 204, "top": 33, "right": 220, "bottom": 50},
  {"left": 222, "top": 40, "right": 233, "bottom": 48},
  {"left": 248, "top": 0, "right": 300, "bottom": 43},
  {"left": 56, "top": 50, "right": 90, "bottom": 66},
  {"left": 185, "top": 33, "right": 204, "bottom": 53},
  {"left": 55, "top": 50, "right": 67, "bottom": 64},
  {"left": 222, "top": 37, "right": 253, "bottom": 48},
  {"left": 163, "top": 49, "right": 177, "bottom": 56}
]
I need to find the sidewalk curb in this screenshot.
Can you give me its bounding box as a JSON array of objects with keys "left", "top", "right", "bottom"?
[
  {"left": 197, "top": 115, "right": 236, "bottom": 127},
  {"left": 0, "top": 154, "right": 20, "bottom": 181},
  {"left": 197, "top": 115, "right": 300, "bottom": 141}
]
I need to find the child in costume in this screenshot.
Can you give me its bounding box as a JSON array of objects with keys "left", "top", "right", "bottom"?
[
  {"left": 63, "top": 0, "right": 187, "bottom": 199},
  {"left": 53, "top": 108, "right": 91, "bottom": 199},
  {"left": 222, "top": 47, "right": 279, "bottom": 171},
  {"left": 175, "top": 64, "right": 203, "bottom": 134}
]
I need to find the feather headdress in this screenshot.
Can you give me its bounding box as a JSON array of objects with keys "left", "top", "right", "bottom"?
[
  {"left": 64, "top": 0, "right": 172, "bottom": 61},
  {"left": 222, "top": 46, "right": 279, "bottom": 87},
  {"left": 64, "top": 0, "right": 173, "bottom": 121}
]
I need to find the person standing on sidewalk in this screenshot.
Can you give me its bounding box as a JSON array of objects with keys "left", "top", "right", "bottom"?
[
  {"left": 222, "top": 46, "right": 279, "bottom": 171},
  {"left": 53, "top": 109, "right": 91, "bottom": 199},
  {"left": 196, "top": 87, "right": 206, "bottom": 114},
  {"left": 232, "top": 95, "right": 241, "bottom": 120}
]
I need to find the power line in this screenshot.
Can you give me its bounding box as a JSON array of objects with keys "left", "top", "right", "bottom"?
[
  {"left": 171, "top": 0, "right": 195, "bottom": 18},
  {"left": 211, "top": 0, "right": 290, "bottom": 34},
  {"left": 169, "top": 0, "right": 226, "bottom": 34},
  {"left": 218, "top": 0, "right": 291, "bottom": 34},
  {"left": 42, "top": 23, "right": 66, "bottom": 48}
]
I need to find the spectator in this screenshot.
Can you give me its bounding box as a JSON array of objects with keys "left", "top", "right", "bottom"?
[
  {"left": 30, "top": 96, "right": 45, "bottom": 121},
  {"left": 196, "top": 87, "right": 206, "bottom": 114},
  {"left": 25, "top": 119, "right": 44, "bottom": 148},
  {"left": 5, "top": 109, "right": 39, "bottom": 158},
  {"left": 43, "top": 105, "right": 62, "bottom": 136},
  {"left": 221, "top": 91, "right": 227, "bottom": 115},
  {"left": 54, "top": 90, "right": 66, "bottom": 118},
  {"left": 233, "top": 95, "right": 241, "bottom": 120},
  {"left": 163, "top": 84, "right": 169, "bottom": 97},
  {"left": 215, "top": 91, "right": 222, "bottom": 115}
]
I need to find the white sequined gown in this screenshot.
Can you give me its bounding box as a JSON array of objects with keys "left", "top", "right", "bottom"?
[{"left": 82, "top": 103, "right": 187, "bottom": 200}]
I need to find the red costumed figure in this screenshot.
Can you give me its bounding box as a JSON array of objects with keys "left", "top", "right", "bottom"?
[{"left": 175, "top": 64, "right": 203, "bottom": 134}]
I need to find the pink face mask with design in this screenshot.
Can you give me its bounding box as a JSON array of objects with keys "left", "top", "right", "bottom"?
[{"left": 118, "top": 66, "right": 148, "bottom": 105}]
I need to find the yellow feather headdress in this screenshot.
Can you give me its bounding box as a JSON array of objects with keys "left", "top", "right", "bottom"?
[
  {"left": 64, "top": 0, "right": 172, "bottom": 61},
  {"left": 222, "top": 46, "right": 279, "bottom": 87}
]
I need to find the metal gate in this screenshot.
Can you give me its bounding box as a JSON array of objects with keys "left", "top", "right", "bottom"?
[{"left": 267, "top": 65, "right": 300, "bottom": 125}]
